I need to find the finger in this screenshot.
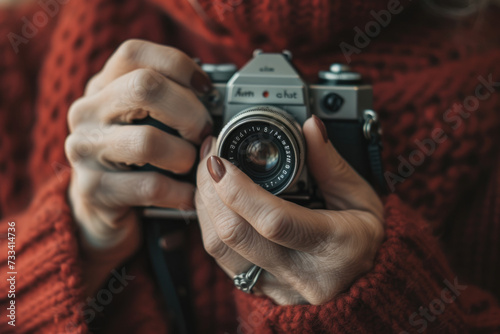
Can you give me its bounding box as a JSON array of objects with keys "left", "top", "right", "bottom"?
[
  {"left": 69, "top": 68, "right": 212, "bottom": 144},
  {"left": 197, "top": 138, "right": 289, "bottom": 270},
  {"left": 195, "top": 190, "right": 251, "bottom": 277},
  {"left": 99, "top": 125, "right": 196, "bottom": 174},
  {"left": 65, "top": 126, "right": 196, "bottom": 174},
  {"left": 75, "top": 169, "right": 195, "bottom": 210},
  {"left": 85, "top": 39, "right": 212, "bottom": 96},
  {"left": 303, "top": 116, "right": 383, "bottom": 216},
  {"left": 203, "top": 152, "right": 331, "bottom": 251},
  {"left": 195, "top": 190, "right": 278, "bottom": 300}
]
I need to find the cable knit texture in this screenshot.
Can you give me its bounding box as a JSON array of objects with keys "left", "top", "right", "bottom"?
[{"left": 0, "top": 0, "right": 500, "bottom": 333}]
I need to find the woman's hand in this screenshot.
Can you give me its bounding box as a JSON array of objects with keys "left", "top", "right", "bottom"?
[
  {"left": 196, "top": 116, "right": 384, "bottom": 305},
  {"left": 65, "top": 40, "right": 212, "bottom": 293}
]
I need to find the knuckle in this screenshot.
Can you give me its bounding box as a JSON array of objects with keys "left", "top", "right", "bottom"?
[
  {"left": 203, "top": 235, "right": 228, "bottom": 259},
  {"left": 259, "top": 207, "right": 290, "bottom": 241},
  {"left": 64, "top": 133, "right": 93, "bottom": 163},
  {"left": 64, "top": 135, "right": 78, "bottom": 163},
  {"left": 129, "top": 127, "right": 157, "bottom": 163},
  {"left": 138, "top": 174, "right": 166, "bottom": 204},
  {"left": 67, "top": 97, "right": 88, "bottom": 131},
  {"left": 127, "top": 68, "right": 164, "bottom": 104},
  {"left": 216, "top": 218, "right": 247, "bottom": 248},
  {"left": 116, "top": 39, "right": 144, "bottom": 63}
]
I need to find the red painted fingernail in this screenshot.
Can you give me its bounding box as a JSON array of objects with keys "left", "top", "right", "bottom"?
[
  {"left": 199, "top": 121, "right": 213, "bottom": 143},
  {"left": 313, "top": 115, "right": 328, "bottom": 143},
  {"left": 191, "top": 70, "right": 213, "bottom": 95},
  {"left": 207, "top": 156, "right": 226, "bottom": 183},
  {"left": 200, "top": 136, "right": 213, "bottom": 160}
]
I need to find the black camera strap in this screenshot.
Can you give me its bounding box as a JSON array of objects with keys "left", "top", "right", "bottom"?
[
  {"left": 367, "top": 136, "right": 388, "bottom": 195},
  {"left": 135, "top": 116, "right": 199, "bottom": 333},
  {"left": 362, "top": 110, "right": 388, "bottom": 195},
  {"left": 145, "top": 218, "right": 195, "bottom": 334}
]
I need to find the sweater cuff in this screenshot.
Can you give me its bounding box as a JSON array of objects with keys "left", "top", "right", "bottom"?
[
  {"left": 232, "top": 194, "right": 500, "bottom": 333},
  {"left": 0, "top": 173, "right": 88, "bottom": 333}
]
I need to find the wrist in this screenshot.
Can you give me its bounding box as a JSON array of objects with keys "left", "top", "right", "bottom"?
[
  {"left": 76, "top": 216, "right": 141, "bottom": 296},
  {"left": 77, "top": 213, "right": 142, "bottom": 264}
]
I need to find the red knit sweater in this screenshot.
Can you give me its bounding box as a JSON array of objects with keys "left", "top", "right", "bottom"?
[{"left": 1, "top": 0, "right": 500, "bottom": 333}]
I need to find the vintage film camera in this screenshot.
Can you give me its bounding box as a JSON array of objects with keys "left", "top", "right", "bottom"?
[
  {"left": 142, "top": 50, "right": 385, "bottom": 333},
  {"left": 143, "top": 50, "right": 383, "bottom": 218}
]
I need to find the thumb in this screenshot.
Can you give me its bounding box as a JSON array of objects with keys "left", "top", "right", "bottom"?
[{"left": 303, "top": 116, "right": 381, "bottom": 213}]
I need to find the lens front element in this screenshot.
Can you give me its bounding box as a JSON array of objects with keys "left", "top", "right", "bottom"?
[
  {"left": 246, "top": 138, "right": 279, "bottom": 172},
  {"left": 217, "top": 106, "right": 305, "bottom": 195}
]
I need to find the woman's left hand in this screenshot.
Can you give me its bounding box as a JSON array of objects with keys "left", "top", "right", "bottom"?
[{"left": 195, "top": 116, "right": 384, "bottom": 305}]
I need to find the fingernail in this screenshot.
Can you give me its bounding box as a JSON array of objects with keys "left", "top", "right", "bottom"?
[
  {"left": 191, "top": 70, "right": 213, "bottom": 95},
  {"left": 207, "top": 156, "right": 226, "bottom": 183},
  {"left": 199, "top": 121, "right": 213, "bottom": 142},
  {"left": 313, "top": 115, "right": 328, "bottom": 143},
  {"left": 200, "top": 136, "right": 212, "bottom": 160}
]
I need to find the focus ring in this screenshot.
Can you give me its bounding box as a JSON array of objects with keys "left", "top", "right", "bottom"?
[{"left": 216, "top": 106, "right": 305, "bottom": 195}]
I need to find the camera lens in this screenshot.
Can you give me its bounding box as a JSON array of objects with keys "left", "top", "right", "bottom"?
[
  {"left": 246, "top": 139, "right": 279, "bottom": 172},
  {"left": 216, "top": 106, "right": 305, "bottom": 195}
]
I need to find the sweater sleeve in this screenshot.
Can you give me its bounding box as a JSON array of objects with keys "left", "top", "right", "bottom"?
[
  {"left": 0, "top": 172, "right": 172, "bottom": 334},
  {"left": 0, "top": 173, "right": 91, "bottom": 333},
  {"left": 231, "top": 194, "right": 500, "bottom": 333}
]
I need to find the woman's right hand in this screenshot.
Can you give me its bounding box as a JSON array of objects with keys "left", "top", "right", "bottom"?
[{"left": 64, "top": 40, "right": 213, "bottom": 290}]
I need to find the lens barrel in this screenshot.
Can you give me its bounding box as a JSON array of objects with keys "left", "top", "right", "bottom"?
[{"left": 216, "top": 106, "right": 305, "bottom": 195}]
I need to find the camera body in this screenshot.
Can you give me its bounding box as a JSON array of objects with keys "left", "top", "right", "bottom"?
[
  {"left": 205, "top": 50, "right": 377, "bottom": 198},
  {"left": 144, "top": 50, "right": 381, "bottom": 218}
]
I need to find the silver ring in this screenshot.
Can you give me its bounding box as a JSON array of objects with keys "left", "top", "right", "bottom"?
[{"left": 233, "top": 265, "right": 263, "bottom": 294}]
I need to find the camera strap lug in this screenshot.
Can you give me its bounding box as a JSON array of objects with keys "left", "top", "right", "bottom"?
[
  {"left": 362, "top": 110, "right": 381, "bottom": 141},
  {"left": 363, "top": 110, "right": 388, "bottom": 194}
]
